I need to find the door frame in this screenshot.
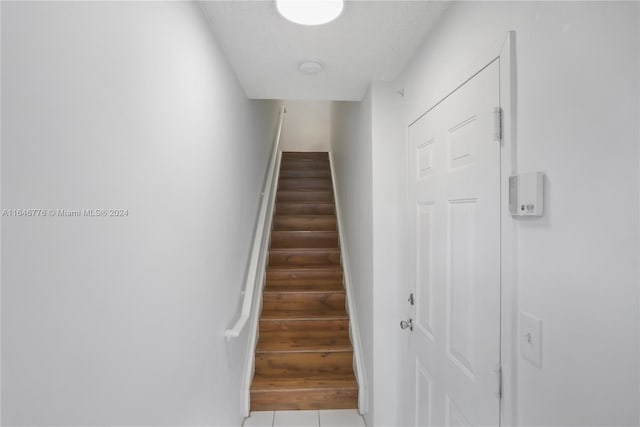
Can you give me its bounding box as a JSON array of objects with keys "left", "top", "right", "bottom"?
[
  {"left": 497, "top": 31, "right": 517, "bottom": 427},
  {"left": 498, "top": 31, "right": 518, "bottom": 426},
  {"left": 403, "top": 31, "right": 517, "bottom": 426}
]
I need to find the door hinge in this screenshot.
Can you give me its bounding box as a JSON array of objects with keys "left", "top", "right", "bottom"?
[
  {"left": 494, "top": 363, "right": 503, "bottom": 400},
  {"left": 494, "top": 107, "right": 503, "bottom": 142}
]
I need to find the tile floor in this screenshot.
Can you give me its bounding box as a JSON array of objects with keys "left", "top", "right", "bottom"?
[{"left": 243, "top": 409, "right": 366, "bottom": 427}]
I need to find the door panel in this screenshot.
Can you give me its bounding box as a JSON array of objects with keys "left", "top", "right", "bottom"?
[
  {"left": 447, "top": 198, "right": 477, "bottom": 379},
  {"left": 416, "top": 362, "right": 433, "bottom": 426},
  {"left": 403, "top": 60, "right": 501, "bottom": 426},
  {"left": 416, "top": 202, "right": 434, "bottom": 337}
]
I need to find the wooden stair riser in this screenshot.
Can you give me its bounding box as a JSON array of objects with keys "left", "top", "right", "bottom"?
[
  {"left": 255, "top": 351, "right": 354, "bottom": 376},
  {"left": 266, "top": 268, "right": 343, "bottom": 282},
  {"left": 259, "top": 318, "right": 350, "bottom": 335},
  {"left": 250, "top": 389, "right": 357, "bottom": 411},
  {"left": 276, "top": 203, "right": 335, "bottom": 215},
  {"left": 281, "top": 152, "right": 329, "bottom": 160},
  {"left": 267, "top": 268, "right": 344, "bottom": 285},
  {"left": 251, "top": 375, "right": 357, "bottom": 391},
  {"left": 265, "top": 283, "right": 344, "bottom": 294},
  {"left": 257, "top": 331, "right": 352, "bottom": 350},
  {"left": 269, "top": 249, "right": 341, "bottom": 266},
  {"left": 278, "top": 179, "right": 333, "bottom": 191},
  {"left": 276, "top": 191, "right": 333, "bottom": 203},
  {"left": 280, "top": 160, "right": 330, "bottom": 170},
  {"left": 271, "top": 231, "right": 339, "bottom": 248},
  {"left": 279, "top": 165, "right": 331, "bottom": 173},
  {"left": 279, "top": 169, "right": 331, "bottom": 179},
  {"left": 273, "top": 215, "right": 337, "bottom": 231},
  {"left": 262, "top": 292, "right": 346, "bottom": 312},
  {"left": 260, "top": 307, "right": 348, "bottom": 321}
]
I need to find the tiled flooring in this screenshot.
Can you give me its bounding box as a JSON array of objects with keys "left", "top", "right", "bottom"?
[{"left": 243, "top": 409, "right": 366, "bottom": 427}]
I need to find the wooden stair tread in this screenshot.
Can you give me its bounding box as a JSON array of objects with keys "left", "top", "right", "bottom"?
[
  {"left": 279, "top": 166, "right": 331, "bottom": 171},
  {"left": 279, "top": 169, "right": 328, "bottom": 172},
  {"left": 281, "top": 157, "right": 329, "bottom": 161},
  {"left": 267, "top": 265, "right": 343, "bottom": 272},
  {"left": 271, "top": 230, "right": 338, "bottom": 235},
  {"left": 277, "top": 201, "right": 335, "bottom": 205},
  {"left": 265, "top": 283, "right": 343, "bottom": 291},
  {"left": 279, "top": 157, "right": 329, "bottom": 163},
  {"left": 270, "top": 231, "right": 339, "bottom": 249},
  {"left": 266, "top": 267, "right": 343, "bottom": 285},
  {"left": 271, "top": 230, "right": 338, "bottom": 234},
  {"left": 281, "top": 151, "right": 329, "bottom": 157},
  {"left": 260, "top": 308, "right": 348, "bottom": 320},
  {"left": 278, "top": 178, "right": 333, "bottom": 188},
  {"left": 273, "top": 214, "right": 337, "bottom": 218},
  {"left": 281, "top": 155, "right": 329, "bottom": 159},
  {"left": 276, "top": 203, "right": 335, "bottom": 215},
  {"left": 279, "top": 170, "right": 331, "bottom": 178},
  {"left": 269, "top": 247, "right": 340, "bottom": 254},
  {"left": 259, "top": 318, "right": 350, "bottom": 333},
  {"left": 267, "top": 266, "right": 343, "bottom": 272},
  {"left": 259, "top": 329, "right": 350, "bottom": 340},
  {"left": 271, "top": 230, "right": 338, "bottom": 238},
  {"left": 279, "top": 163, "right": 329, "bottom": 167},
  {"left": 277, "top": 190, "right": 333, "bottom": 194},
  {"left": 274, "top": 214, "right": 336, "bottom": 217},
  {"left": 251, "top": 373, "right": 357, "bottom": 391},
  {"left": 280, "top": 156, "right": 329, "bottom": 160},
  {"left": 280, "top": 157, "right": 330, "bottom": 162},
  {"left": 278, "top": 179, "right": 332, "bottom": 183},
  {"left": 263, "top": 285, "right": 344, "bottom": 293},
  {"left": 264, "top": 282, "right": 344, "bottom": 292},
  {"left": 267, "top": 268, "right": 343, "bottom": 277},
  {"left": 272, "top": 215, "right": 337, "bottom": 231},
  {"left": 269, "top": 248, "right": 341, "bottom": 265},
  {"left": 262, "top": 291, "right": 345, "bottom": 311},
  {"left": 276, "top": 191, "right": 334, "bottom": 203},
  {"left": 267, "top": 266, "right": 342, "bottom": 271},
  {"left": 257, "top": 335, "right": 353, "bottom": 353},
  {"left": 278, "top": 185, "right": 332, "bottom": 191}
]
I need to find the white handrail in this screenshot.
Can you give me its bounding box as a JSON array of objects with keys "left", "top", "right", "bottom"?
[{"left": 225, "top": 105, "right": 285, "bottom": 339}]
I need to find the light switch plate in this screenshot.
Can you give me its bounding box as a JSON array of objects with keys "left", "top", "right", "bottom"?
[{"left": 519, "top": 311, "right": 543, "bottom": 368}]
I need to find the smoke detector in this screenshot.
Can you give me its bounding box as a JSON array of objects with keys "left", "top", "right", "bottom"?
[{"left": 298, "top": 60, "right": 324, "bottom": 75}]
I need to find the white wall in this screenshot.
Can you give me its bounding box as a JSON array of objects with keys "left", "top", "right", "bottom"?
[
  {"left": 330, "top": 84, "right": 403, "bottom": 427},
  {"left": 330, "top": 94, "right": 374, "bottom": 425},
  {"left": 279, "top": 100, "right": 331, "bottom": 152},
  {"left": 370, "top": 83, "right": 404, "bottom": 427},
  {"left": 395, "top": 1, "right": 640, "bottom": 425},
  {"left": 1, "top": 2, "right": 279, "bottom": 425}
]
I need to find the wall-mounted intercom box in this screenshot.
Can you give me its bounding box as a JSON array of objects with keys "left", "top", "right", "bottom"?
[{"left": 509, "top": 172, "right": 544, "bottom": 217}]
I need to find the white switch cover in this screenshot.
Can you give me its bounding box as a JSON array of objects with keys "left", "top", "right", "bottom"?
[
  {"left": 509, "top": 172, "right": 544, "bottom": 216},
  {"left": 520, "top": 311, "right": 543, "bottom": 368}
]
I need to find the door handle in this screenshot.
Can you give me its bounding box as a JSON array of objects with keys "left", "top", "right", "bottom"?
[{"left": 400, "top": 318, "right": 414, "bottom": 331}]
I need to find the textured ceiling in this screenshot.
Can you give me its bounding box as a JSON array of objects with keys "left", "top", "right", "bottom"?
[{"left": 199, "top": 1, "right": 449, "bottom": 101}]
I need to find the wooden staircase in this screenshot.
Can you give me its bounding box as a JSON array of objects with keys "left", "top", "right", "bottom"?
[{"left": 250, "top": 151, "right": 358, "bottom": 411}]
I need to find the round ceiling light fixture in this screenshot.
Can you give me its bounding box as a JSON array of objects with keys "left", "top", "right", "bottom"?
[
  {"left": 276, "top": 0, "right": 344, "bottom": 26},
  {"left": 298, "top": 60, "right": 323, "bottom": 75}
]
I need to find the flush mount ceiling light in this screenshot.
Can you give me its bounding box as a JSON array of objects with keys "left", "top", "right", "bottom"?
[
  {"left": 276, "top": 0, "right": 344, "bottom": 26},
  {"left": 298, "top": 60, "right": 323, "bottom": 75}
]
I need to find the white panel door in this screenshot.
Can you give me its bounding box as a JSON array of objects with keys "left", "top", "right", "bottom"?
[{"left": 403, "top": 60, "right": 501, "bottom": 426}]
